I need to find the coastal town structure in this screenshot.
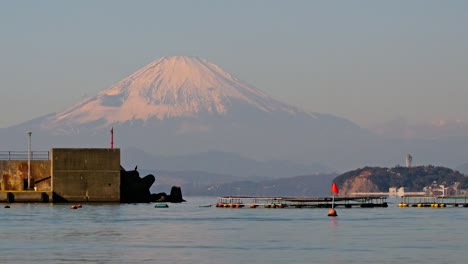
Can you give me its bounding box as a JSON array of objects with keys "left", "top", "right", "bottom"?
[
  {"left": 352, "top": 182, "right": 465, "bottom": 197},
  {"left": 351, "top": 187, "right": 424, "bottom": 197},
  {"left": 0, "top": 148, "right": 120, "bottom": 202}
]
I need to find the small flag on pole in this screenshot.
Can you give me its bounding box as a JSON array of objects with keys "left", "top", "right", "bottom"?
[{"left": 331, "top": 182, "right": 339, "bottom": 195}]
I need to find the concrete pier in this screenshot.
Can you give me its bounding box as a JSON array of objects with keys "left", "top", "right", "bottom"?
[
  {"left": 51, "top": 148, "right": 120, "bottom": 202},
  {"left": 1, "top": 148, "right": 120, "bottom": 203},
  {"left": 0, "top": 191, "right": 52, "bottom": 203}
]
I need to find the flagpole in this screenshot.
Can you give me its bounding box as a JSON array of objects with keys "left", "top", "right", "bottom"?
[
  {"left": 110, "top": 127, "right": 114, "bottom": 149},
  {"left": 328, "top": 182, "right": 338, "bottom": 217}
]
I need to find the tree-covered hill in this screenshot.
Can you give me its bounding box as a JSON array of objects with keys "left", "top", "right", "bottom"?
[{"left": 333, "top": 166, "right": 468, "bottom": 195}]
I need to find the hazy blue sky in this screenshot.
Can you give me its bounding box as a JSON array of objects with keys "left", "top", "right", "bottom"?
[{"left": 1, "top": 0, "right": 467, "bottom": 129}]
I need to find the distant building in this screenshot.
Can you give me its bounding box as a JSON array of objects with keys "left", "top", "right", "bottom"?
[
  {"left": 388, "top": 187, "right": 397, "bottom": 196},
  {"left": 406, "top": 154, "right": 412, "bottom": 168},
  {"left": 423, "top": 181, "right": 462, "bottom": 197}
]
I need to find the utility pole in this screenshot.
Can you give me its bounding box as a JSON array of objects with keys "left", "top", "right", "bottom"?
[
  {"left": 110, "top": 127, "right": 114, "bottom": 149},
  {"left": 27, "top": 131, "right": 32, "bottom": 190}
]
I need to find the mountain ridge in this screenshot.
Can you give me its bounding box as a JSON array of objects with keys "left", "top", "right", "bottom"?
[
  {"left": 121, "top": 148, "right": 333, "bottom": 178},
  {"left": 43, "top": 56, "right": 306, "bottom": 131}
]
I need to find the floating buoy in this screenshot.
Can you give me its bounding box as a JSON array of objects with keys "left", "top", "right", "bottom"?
[
  {"left": 77, "top": 204, "right": 82, "bottom": 208},
  {"left": 327, "top": 208, "right": 337, "bottom": 217},
  {"left": 4, "top": 205, "right": 10, "bottom": 208},
  {"left": 71, "top": 205, "right": 78, "bottom": 209},
  {"left": 250, "top": 204, "right": 257, "bottom": 208}
]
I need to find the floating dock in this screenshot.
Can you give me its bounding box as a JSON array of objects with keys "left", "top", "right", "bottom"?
[
  {"left": 215, "top": 196, "right": 388, "bottom": 209},
  {"left": 397, "top": 196, "right": 468, "bottom": 208}
]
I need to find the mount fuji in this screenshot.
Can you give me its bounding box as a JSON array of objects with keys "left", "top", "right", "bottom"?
[
  {"left": 46, "top": 56, "right": 302, "bottom": 129},
  {"left": 1, "top": 56, "right": 378, "bottom": 172}
]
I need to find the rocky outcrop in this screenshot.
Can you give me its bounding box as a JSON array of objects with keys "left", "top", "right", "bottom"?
[
  {"left": 120, "top": 166, "right": 185, "bottom": 203},
  {"left": 339, "top": 170, "right": 380, "bottom": 195},
  {"left": 151, "top": 186, "right": 186, "bottom": 203}
]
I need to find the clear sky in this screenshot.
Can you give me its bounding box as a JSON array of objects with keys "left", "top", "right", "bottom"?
[{"left": 1, "top": 0, "right": 467, "bottom": 130}]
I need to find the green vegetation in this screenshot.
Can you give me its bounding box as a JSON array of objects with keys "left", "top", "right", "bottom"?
[{"left": 334, "top": 166, "right": 468, "bottom": 192}]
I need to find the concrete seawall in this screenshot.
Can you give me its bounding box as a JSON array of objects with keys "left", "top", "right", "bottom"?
[
  {"left": 0, "top": 191, "right": 52, "bottom": 203},
  {"left": 51, "top": 148, "right": 120, "bottom": 202},
  {"left": 0, "top": 160, "right": 50, "bottom": 191},
  {"left": 1, "top": 148, "right": 120, "bottom": 203}
]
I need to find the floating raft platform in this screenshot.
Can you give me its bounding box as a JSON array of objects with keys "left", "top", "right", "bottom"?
[
  {"left": 215, "top": 196, "right": 388, "bottom": 209},
  {"left": 398, "top": 196, "right": 468, "bottom": 208}
]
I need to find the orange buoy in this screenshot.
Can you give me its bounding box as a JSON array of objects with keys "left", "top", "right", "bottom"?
[{"left": 327, "top": 208, "right": 337, "bottom": 217}]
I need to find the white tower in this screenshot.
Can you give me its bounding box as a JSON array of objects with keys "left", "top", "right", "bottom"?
[{"left": 406, "top": 154, "right": 412, "bottom": 168}]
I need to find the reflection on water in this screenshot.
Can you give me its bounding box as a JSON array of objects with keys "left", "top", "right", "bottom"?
[
  {"left": 0, "top": 197, "right": 467, "bottom": 264},
  {"left": 329, "top": 216, "right": 338, "bottom": 264}
]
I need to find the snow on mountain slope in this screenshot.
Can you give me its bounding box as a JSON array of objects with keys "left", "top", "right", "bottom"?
[{"left": 45, "top": 56, "right": 307, "bottom": 129}]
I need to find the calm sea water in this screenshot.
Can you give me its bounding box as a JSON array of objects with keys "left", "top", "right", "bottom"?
[{"left": 0, "top": 197, "right": 467, "bottom": 264}]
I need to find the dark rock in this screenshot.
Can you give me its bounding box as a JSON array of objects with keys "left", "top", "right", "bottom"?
[
  {"left": 167, "top": 186, "right": 185, "bottom": 203},
  {"left": 120, "top": 166, "right": 152, "bottom": 203},
  {"left": 149, "top": 188, "right": 186, "bottom": 203},
  {"left": 120, "top": 166, "right": 185, "bottom": 203},
  {"left": 150, "top": 192, "right": 167, "bottom": 202}
]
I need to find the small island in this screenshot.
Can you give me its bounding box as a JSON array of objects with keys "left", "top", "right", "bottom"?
[{"left": 333, "top": 165, "right": 468, "bottom": 196}]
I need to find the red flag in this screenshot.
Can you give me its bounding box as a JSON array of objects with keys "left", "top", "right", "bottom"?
[{"left": 331, "top": 182, "right": 339, "bottom": 194}]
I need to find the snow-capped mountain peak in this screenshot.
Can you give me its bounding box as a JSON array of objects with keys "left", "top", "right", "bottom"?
[{"left": 47, "top": 56, "right": 301, "bottom": 128}]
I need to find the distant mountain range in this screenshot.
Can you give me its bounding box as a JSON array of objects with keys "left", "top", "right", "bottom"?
[
  {"left": 195, "top": 174, "right": 337, "bottom": 197},
  {"left": 121, "top": 148, "right": 332, "bottom": 179},
  {"left": 1, "top": 55, "right": 467, "bottom": 176},
  {"left": 141, "top": 167, "right": 337, "bottom": 197}
]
